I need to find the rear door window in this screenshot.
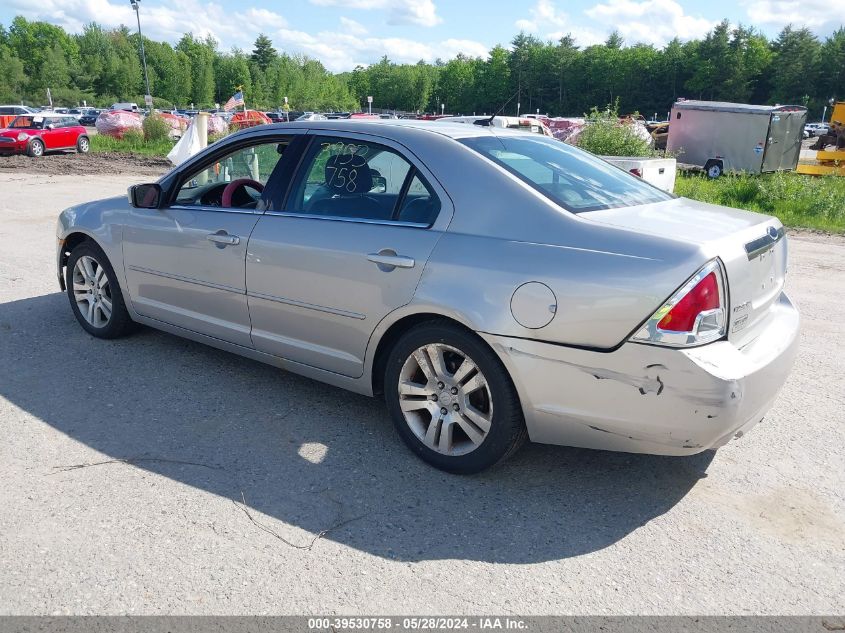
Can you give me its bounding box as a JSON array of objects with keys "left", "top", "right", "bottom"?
[{"left": 287, "top": 136, "right": 440, "bottom": 225}]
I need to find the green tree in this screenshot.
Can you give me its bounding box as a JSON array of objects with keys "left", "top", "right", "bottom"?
[
  {"left": 820, "top": 28, "right": 845, "bottom": 105},
  {"left": 250, "top": 34, "right": 277, "bottom": 72},
  {"left": 770, "top": 25, "right": 821, "bottom": 105}
]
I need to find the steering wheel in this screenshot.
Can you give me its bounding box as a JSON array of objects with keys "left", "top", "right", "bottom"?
[{"left": 221, "top": 178, "right": 264, "bottom": 208}]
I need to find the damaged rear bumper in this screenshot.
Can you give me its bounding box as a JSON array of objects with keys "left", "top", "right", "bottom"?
[{"left": 482, "top": 292, "right": 799, "bottom": 456}]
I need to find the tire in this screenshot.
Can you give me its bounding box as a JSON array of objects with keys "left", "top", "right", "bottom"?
[
  {"left": 384, "top": 320, "right": 527, "bottom": 474},
  {"left": 76, "top": 136, "right": 90, "bottom": 153},
  {"left": 65, "top": 241, "right": 135, "bottom": 339},
  {"left": 27, "top": 138, "right": 44, "bottom": 158},
  {"left": 705, "top": 160, "right": 723, "bottom": 179}
]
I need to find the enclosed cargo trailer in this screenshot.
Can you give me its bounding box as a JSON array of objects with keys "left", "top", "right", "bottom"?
[{"left": 667, "top": 100, "right": 807, "bottom": 177}]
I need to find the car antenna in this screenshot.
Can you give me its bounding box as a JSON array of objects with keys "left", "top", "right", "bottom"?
[{"left": 476, "top": 91, "right": 520, "bottom": 127}]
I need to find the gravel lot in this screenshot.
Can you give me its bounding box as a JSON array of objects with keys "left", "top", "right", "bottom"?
[{"left": 0, "top": 165, "right": 843, "bottom": 615}]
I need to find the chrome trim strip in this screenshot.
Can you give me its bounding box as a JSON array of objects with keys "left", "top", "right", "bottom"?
[
  {"left": 127, "top": 265, "right": 243, "bottom": 294},
  {"left": 263, "top": 210, "right": 430, "bottom": 228},
  {"left": 247, "top": 290, "right": 366, "bottom": 320},
  {"left": 169, "top": 204, "right": 263, "bottom": 216},
  {"left": 745, "top": 226, "right": 785, "bottom": 260}
]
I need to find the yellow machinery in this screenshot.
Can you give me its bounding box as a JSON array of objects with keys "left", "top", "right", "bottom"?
[{"left": 797, "top": 101, "right": 845, "bottom": 175}]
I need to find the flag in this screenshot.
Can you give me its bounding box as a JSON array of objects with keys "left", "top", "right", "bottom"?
[
  {"left": 167, "top": 119, "right": 203, "bottom": 166},
  {"left": 223, "top": 91, "right": 244, "bottom": 111}
]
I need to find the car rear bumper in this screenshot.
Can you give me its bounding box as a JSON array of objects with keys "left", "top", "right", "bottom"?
[{"left": 481, "top": 291, "right": 800, "bottom": 455}]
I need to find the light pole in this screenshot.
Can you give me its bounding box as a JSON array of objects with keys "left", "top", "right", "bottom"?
[{"left": 129, "top": 0, "right": 151, "bottom": 109}]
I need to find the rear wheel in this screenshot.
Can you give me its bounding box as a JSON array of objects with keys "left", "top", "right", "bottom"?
[
  {"left": 65, "top": 242, "right": 134, "bottom": 339},
  {"left": 76, "top": 136, "right": 90, "bottom": 153},
  {"left": 27, "top": 138, "right": 44, "bottom": 158},
  {"left": 384, "top": 321, "right": 526, "bottom": 474}
]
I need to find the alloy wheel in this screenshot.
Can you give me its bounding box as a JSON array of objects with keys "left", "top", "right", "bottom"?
[
  {"left": 398, "top": 343, "right": 493, "bottom": 456},
  {"left": 72, "top": 255, "right": 112, "bottom": 328}
]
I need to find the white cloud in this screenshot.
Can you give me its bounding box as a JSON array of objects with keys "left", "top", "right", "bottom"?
[
  {"left": 439, "top": 39, "right": 491, "bottom": 59},
  {"left": 309, "top": 0, "right": 441, "bottom": 27},
  {"left": 514, "top": 0, "right": 604, "bottom": 46},
  {"left": 339, "top": 16, "right": 368, "bottom": 36},
  {"left": 585, "top": 0, "right": 716, "bottom": 46},
  {"left": 3, "top": 0, "right": 287, "bottom": 49},
  {"left": 515, "top": 0, "right": 715, "bottom": 47},
  {"left": 743, "top": 0, "right": 841, "bottom": 36},
  {"left": 276, "top": 28, "right": 487, "bottom": 71}
]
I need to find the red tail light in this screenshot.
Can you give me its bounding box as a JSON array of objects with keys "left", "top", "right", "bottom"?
[
  {"left": 631, "top": 260, "right": 728, "bottom": 347},
  {"left": 657, "top": 272, "right": 719, "bottom": 331}
]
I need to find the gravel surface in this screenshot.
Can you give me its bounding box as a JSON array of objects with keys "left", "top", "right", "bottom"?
[
  {"left": 0, "top": 152, "right": 171, "bottom": 176},
  {"left": 0, "top": 172, "right": 842, "bottom": 615}
]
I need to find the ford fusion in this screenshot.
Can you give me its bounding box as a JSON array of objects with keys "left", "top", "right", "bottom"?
[{"left": 56, "top": 120, "right": 799, "bottom": 473}]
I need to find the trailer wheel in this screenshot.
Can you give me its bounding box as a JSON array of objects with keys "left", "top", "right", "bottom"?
[{"left": 704, "top": 160, "right": 723, "bottom": 179}]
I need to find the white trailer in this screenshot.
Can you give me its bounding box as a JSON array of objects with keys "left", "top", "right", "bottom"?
[{"left": 667, "top": 100, "right": 807, "bottom": 177}]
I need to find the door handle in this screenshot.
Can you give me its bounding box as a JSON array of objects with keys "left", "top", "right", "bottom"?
[
  {"left": 207, "top": 233, "right": 240, "bottom": 246},
  {"left": 367, "top": 252, "right": 415, "bottom": 269}
]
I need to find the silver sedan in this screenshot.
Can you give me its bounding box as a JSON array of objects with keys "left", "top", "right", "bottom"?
[{"left": 56, "top": 120, "right": 799, "bottom": 473}]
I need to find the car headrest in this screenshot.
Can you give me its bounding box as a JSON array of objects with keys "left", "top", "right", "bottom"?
[{"left": 325, "top": 154, "right": 373, "bottom": 194}]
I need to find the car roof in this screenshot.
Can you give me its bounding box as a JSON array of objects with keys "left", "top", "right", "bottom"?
[{"left": 252, "top": 118, "right": 531, "bottom": 141}]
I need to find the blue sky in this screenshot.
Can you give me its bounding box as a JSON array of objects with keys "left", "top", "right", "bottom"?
[{"left": 1, "top": 0, "right": 840, "bottom": 71}]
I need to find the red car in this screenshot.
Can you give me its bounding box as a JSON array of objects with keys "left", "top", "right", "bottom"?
[{"left": 0, "top": 114, "right": 90, "bottom": 157}]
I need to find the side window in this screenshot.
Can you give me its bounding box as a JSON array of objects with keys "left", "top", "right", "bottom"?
[
  {"left": 397, "top": 175, "right": 441, "bottom": 225},
  {"left": 175, "top": 140, "right": 288, "bottom": 208},
  {"left": 288, "top": 137, "right": 412, "bottom": 221}
]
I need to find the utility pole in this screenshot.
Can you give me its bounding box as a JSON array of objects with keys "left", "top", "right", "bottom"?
[{"left": 129, "top": 0, "right": 152, "bottom": 110}]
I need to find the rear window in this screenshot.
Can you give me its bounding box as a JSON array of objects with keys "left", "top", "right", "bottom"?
[
  {"left": 460, "top": 135, "right": 672, "bottom": 213},
  {"left": 9, "top": 116, "right": 42, "bottom": 129}
]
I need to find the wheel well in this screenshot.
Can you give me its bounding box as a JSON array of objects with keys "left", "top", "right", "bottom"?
[
  {"left": 59, "top": 233, "right": 93, "bottom": 280},
  {"left": 370, "top": 313, "right": 477, "bottom": 397}
]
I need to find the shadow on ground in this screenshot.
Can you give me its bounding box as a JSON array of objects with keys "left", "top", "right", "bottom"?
[{"left": 0, "top": 292, "right": 714, "bottom": 563}]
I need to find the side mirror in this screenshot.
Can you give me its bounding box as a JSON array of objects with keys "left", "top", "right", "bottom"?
[
  {"left": 128, "top": 183, "right": 163, "bottom": 209},
  {"left": 45, "top": 124, "right": 55, "bottom": 130},
  {"left": 371, "top": 175, "right": 387, "bottom": 193}
]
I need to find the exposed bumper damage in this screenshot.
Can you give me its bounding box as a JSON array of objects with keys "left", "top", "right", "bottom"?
[{"left": 483, "top": 292, "right": 799, "bottom": 456}]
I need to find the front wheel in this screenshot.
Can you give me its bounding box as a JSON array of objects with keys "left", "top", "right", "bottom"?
[
  {"left": 65, "top": 242, "right": 135, "bottom": 339},
  {"left": 384, "top": 321, "right": 526, "bottom": 474},
  {"left": 77, "top": 136, "right": 90, "bottom": 153},
  {"left": 27, "top": 138, "right": 44, "bottom": 158}
]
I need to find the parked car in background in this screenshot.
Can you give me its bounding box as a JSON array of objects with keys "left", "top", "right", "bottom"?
[
  {"left": 0, "top": 104, "right": 37, "bottom": 128},
  {"left": 0, "top": 114, "right": 89, "bottom": 157},
  {"left": 805, "top": 122, "right": 830, "bottom": 137},
  {"left": 110, "top": 102, "right": 139, "bottom": 113},
  {"left": 79, "top": 110, "right": 100, "bottom": 126},
  {"left": 265, "top": 111, "right": 285, "bottom": 122},
  {"left": 295, "top": 112, "right": 327, "bottom": 121},
  {"left": 438, "top": 115, "right": 552, "bottom": 136},
  {"left": 0, "top": 105, "right": 37, "bottom": 117},
  {"left": 56, "top": 119, "right": 798, "bottom": 473}
]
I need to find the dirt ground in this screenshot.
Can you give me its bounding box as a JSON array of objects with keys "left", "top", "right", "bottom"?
[
  {"left": 0, "top": 167, "right": 843, "bottom": 616},
  {"left": 0, "top": 151, "right": 171, "bottom": 176}
]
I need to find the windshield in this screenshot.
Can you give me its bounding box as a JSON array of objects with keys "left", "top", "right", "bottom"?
[
  {"left": 460, "top": 135, "right": 672, "bottom": 213},
  {"left": 9, "top": 116, "right": 44, "bottom": 129}
]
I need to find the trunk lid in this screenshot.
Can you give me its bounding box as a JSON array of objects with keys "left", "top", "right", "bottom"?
[{"left": 581, "top": 197, "right": 788, "bottom": 347}]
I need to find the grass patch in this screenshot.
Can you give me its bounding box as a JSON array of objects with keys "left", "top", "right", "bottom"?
[
  {"left": 90, "top": 131, "right": 175, "bottom": 157},
  {"left": 675, "top": 171, "right": 845, "bottom": 233}
]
